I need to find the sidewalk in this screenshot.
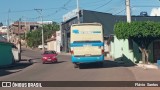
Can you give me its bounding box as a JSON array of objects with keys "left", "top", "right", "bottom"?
[
  {"left": 136, "top": 63, "right": 159, "bottom": 69},
  {"left": 129, "top": 66, "right": 160, "bottom": 81},
  {"left": 59, "top": 52, "right": 71, "bottom": 56}
]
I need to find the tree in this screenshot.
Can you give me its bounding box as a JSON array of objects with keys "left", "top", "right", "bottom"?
[
  {"left": 114, "top": 21, "right": 160, "bottom": 64},
  {"left": 43, "top": 22, "right": 59, "bottom": 40},
  {"left": 26, "top": 29, "right": 41, "bottom": 48},
  {"left": 26, "top": 22, "right": 59, "bottom": 48}
]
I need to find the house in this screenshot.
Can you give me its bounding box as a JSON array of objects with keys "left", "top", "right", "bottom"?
[
  {"left": 11, "top": 21, "right": 40, "bottom": 35},
  {"left": 46, "top": 36, "right": 56, "bottom": 51},
  {"left": 11, "top": 21, "right": 53, "bottom": 35},
  {"left": 0, "top": 26, "right": 7, "bottom": 34},
  {"left": 46, "top": 31, "right": 61, "bottom": 53}
]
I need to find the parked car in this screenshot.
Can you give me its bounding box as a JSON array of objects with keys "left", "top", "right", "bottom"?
[
  {"left": 41, "top": 50, "right": 58, "bottom": 64},
  {"left": 38, "top": 45, "right": 47, "bottom": 49}
]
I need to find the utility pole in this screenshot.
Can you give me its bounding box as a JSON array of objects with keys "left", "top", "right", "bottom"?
[
  {"left": 126, "top": 0, "right": 131, "bottom": 23},
  {"left": 34, "top": 9, "right": 44, "bottom": 52},
  {"left": 18, "top": 18, "right": 21, "bottom": 61},
  {"left": 24, "top": 18, "right": 27, "bottom": 41},
  {"left": 77, "top": 0, "right": 80, "bottom": 23},
  {"left": 22, "top": 16, "right": 27, "bottom": 47},
  {"left": 60, "top": 22, "right": 62, "bottom": 52},
  {"left": 7, "top": 9, "right": 11, "bottom": 42}
]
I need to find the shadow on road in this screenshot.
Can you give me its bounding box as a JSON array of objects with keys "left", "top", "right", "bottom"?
[
  {"left": 20, "top": 58, "right": 42, "bottom": 63},
  {"left": 42, "top": 61, "right": 67, "bottom": 64},
  {"left": 56, "top": 61, "right": 67, "bottom": 64},
  {"left": 0, "top": 62, "right": 33, "bottom": 77},
  {"left": 30, "top": 58, "right": 41, "bottom": 60},
  {"left": 79, "top": 60, "right": 136, "bottom": 69}
]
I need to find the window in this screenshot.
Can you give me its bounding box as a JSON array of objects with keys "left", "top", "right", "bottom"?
[
  {"left": 129, "top": 39, "right": 133, "bottom": 50},
  {"left": 44, "top": 51, "right": 56, "bottom": 54},
  {"left": 73, "top": 40, "right": 101, "bottom": 43}
]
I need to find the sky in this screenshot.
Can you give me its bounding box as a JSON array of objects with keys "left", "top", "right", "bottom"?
[{"left": 0, "top": 0, "right": 160, "bottom": 25}]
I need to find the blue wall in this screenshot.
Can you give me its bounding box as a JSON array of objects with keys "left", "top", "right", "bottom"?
[{"left": 0, "top": 42, "right": 14, "bottom": 66}]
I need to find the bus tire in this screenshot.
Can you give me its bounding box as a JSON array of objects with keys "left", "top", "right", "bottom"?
[
  {"left": 74, "top": 63, "right": 79, "bottom": 68},
  {"left": 98, "top": 62, "right": 103, "bottom": 67}
]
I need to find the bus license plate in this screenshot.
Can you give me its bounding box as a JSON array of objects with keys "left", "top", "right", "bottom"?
[
  {"left": 83, "top": 44, "right": 92, "bottom": 47},
  {"left": 48, "top": 59, "right": 52, "bottom": 61},
  {"left": 85, "top": 54, "right": 91, "bottom": 56}
]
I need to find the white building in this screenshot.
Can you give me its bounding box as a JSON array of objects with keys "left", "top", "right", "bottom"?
[
  {"left": 0, "top": 26, "right": 7, "bottom": 34},
  {"left": 46, "top": 31, "right": 62, "bottom": 53},
  {"left": 56, "top": 31, "right": 61, "bottom": 53},
  {"left": 150, "top": 8, "right": 160, "bottom": 16},
  {"left": 37, "top": 21, "right": 53, "bottom": 24}
]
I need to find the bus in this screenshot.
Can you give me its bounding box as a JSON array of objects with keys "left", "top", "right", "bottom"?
[{"left": 70, "top": 23, "right": 104, "bottom": 68}]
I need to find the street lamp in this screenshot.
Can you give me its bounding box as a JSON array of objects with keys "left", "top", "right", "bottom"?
[{"left": 34, "top": 9, "right": 45, "bottom": 52}]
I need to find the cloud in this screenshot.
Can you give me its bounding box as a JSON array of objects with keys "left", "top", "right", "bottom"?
[{"left": 150, "top": 8, "right": 160, "bottom": 16}]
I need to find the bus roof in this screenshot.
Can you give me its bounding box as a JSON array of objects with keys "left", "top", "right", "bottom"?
[{"left": 71, "top": 23, "right": 102, "bottom": 26}]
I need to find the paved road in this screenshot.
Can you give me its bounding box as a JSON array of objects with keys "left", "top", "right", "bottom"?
[{"left": 0, "top": 48, "right": 160, "bottom": 90}]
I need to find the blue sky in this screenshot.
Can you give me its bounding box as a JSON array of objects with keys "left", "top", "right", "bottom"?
[{"left": 0, "top": 0, "right": 160, "bottom": 25}]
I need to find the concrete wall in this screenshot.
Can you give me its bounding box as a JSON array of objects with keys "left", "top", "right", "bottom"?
[
  {"left": 47, "top": 41, "right": 54, "bottom": 51},
  {"left": 0, "top": 42, "right": 14, "bottom": 66},
  {"left": 111, "top": 36, "right": 154, "bottom": 63},
  {"left": 111, "top": 36, "right": 134, "bottom": 63},
  {"left": 132, "top": 41, "right": 154, "bottom": 63},
  {"left": 47, "top": 41, "right": 57, "bottom": 51},
  {"left": 56, "top": 31, "right": 61, "bottom": 53},
  {"left": 12, "top": 49, "right": 19, "bottom": 62}
]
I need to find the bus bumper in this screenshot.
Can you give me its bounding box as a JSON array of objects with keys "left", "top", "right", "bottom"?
[{"left": 71, "top": 55, "right": 104, "bottom": 63}]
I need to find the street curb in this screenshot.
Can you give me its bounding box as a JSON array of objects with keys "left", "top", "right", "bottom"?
[{"left": 136, "top": 63, "right": 159, "bottom": 69}]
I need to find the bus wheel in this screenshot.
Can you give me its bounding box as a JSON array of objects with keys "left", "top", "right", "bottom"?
[
  {"left": 74, "top": 63, "right": 79, "bottom": 68},
  {"left": 98, "top": 62, "right": 103, "bottom": 67}
]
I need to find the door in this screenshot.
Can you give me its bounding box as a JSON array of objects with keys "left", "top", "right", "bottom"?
[{"left": 153, "top": 41, "right": 160, "bottom": 63}]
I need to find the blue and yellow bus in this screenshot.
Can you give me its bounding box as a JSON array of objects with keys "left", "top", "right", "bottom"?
[{"left": 70, "top": 23, "right": 104, "bottom": 68}]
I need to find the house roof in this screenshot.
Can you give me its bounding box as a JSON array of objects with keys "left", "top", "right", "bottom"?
[
  {"left": 46, "top": 33, "right": 57, "bottom": 42},
  {"left": 46, "top": 38, "right": 56, "bottom": 42}
]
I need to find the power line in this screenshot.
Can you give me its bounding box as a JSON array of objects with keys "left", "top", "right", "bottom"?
[
  {"left": 105, "top": 0, "right": 124, "bottom": 13},
  {"left": 132, "top": 5, "right": 160, "bottom": 7},
  {"left": 94, "top": 0, "right": 113, "bottom": 10},
  {"left": 42, "top": 0, "right": 73, "bottom": 19},
  {"left": 114, "top": 5, "right": 143, "bottom": 15},
  {"left": 0, "top": 6, "right": 67, "bottom": 14},
  {"left": 80, "top": 0, "right": 109, "bottom": 8},
  {"left": 25, "top": 0, "right": 72, "bottom": 21},
  {"left": 3, "top": 0, "right": 159, "bottom": 22},
  {"left": 114, "top": 5, "right": 159, "bottom": 15},
  {"left": 106, "top": 0, "right": 125, "bottom": 15},
  {"left": 114, "top": 8, "right": 126, "bottom": 15}
]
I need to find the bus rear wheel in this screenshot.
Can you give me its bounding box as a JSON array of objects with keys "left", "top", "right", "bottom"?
[
  {"left": 74, "top": 63, "right": 79, "bottom": 68},
  {"left": 97, "top": 62, "right": 103, "bottom": 67}
]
